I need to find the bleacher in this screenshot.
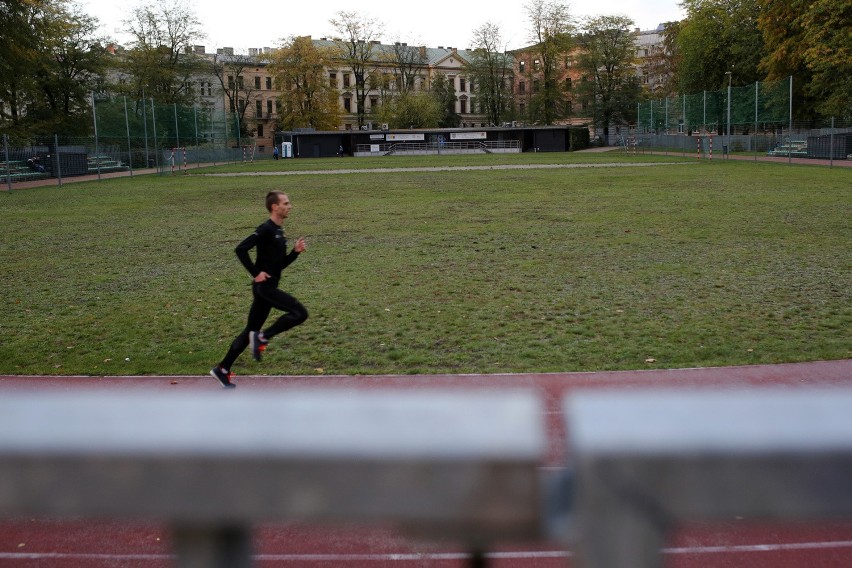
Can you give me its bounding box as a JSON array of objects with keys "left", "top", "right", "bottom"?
[
  {"left": 0, "top": 159, "right": 50, "bottom": 183},
  {"left": 767, "top": 139, "right": 808, "bottom": 157},
  {"left": 87, "top": 155, "right": 129, "bottom": 174}
]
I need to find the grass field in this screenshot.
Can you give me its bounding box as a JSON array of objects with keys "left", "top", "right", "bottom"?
[{"left": 1, "top": 153, "right": 849, "bottom": 376}]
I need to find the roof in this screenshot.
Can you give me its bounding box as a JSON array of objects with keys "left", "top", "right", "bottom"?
[{"left": 311, "top": 39, "right": 482, "bottom": 67}]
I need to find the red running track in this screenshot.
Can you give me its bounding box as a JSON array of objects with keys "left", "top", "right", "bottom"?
[{"left": 1, "top": 360, "right": 851, "bottom": 567}]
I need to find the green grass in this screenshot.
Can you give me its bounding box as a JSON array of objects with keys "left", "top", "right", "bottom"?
[{"left": 1, "top": 154, "right": 849, "bottom": 376}]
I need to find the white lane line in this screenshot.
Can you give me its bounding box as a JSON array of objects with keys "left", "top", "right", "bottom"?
[
  {"left": 203, "top": 162, "right": 694, "bottom": 177},
  {"left": 2, "top": 541, "right": 852, "bottom": 561}
]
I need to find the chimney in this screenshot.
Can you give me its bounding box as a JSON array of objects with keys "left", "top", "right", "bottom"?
[{"left": 249, "top": 48, "right": 258, "bottom": 56}]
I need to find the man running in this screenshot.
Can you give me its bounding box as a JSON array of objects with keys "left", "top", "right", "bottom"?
[{"left": 210, "top": 191, "right": 308, "bottom": 388}]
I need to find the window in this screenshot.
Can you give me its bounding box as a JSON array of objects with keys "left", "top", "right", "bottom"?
[
  {"left": 370, "top": 97, "right": 378, "bottom": 109},
  {"left": 533, "top": 80, "right": 539, "bottom": 92},
  {"left": 534, "top": 59, "right": 541, "bottom": 71},
  {"left": 329, "top": 72, "right": 336, "bottom": 87},
  {"left": 257, "top": 123, "right": 264, "bottom": 137},
  {"left": 255, "top": 76, "right": 261, "bottom": 89},
  {"left": 344, "top": 97, "right": 351, "bottom": 112},
  {"left": 228, "top": 75, "right": 234, "bottom": 88},
  {"left": 460, "top": 99, "right": 466, "bottom": 114},
  {"left": 519, "top": 81, "right": 526, "bottom": 94},
  {"left": 266, "top": 77, "right": 272, "bottom": 89},
  {"left": 459, "top": 78, "right": 466, "bottom": 92},
  {"left": 343, "top": 74, "right": 350, "bottom": 88},
  {"left": 267, "top": 99, "right": 273, "bottom": 115},
  {"left": 207, "top": 82, "right": 212, "bottom": 95},
  {"left": 519, "top": 61, "right": 525, "bottom": 73},
  {"left": 237, "top": 76, "right": 244, "bottom": 89},
  {"left": 519, "top": 102, "right": 526, "bottom": 115},
  {"left": 565, "top": 77, "right": 572, "bottom": 90},
  {"left": 256, "top": 100, "right": 262, "bottom": 117}
]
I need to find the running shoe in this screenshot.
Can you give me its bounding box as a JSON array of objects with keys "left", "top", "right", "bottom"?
[
  {"left": 249, "top": 331, "right": 269, "bottom": 362},
  {"left": 210, "top": 366, "right": 236, "bottom": 389}
]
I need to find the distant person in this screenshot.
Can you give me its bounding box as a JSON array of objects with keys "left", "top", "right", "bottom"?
[
  {"left": 338, "top": 145, "right": 344, "bottom": 157},
  {"left": 26, "top": 156, "right": 45, "bottom": 173},
  {"left": 273, "top": 146, "right": 279, "bottom": 160},
  {"left": 210, "top": 191, "right": 309, "bottom": 388}
]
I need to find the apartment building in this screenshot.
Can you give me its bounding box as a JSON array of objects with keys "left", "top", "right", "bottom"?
[
  {"left": 313, "top": 39, "right": 487, "bottom": 130},
  {"left": 634, "top": 24, "right": 670, "bottom": 95},
  {"left": 510, "top": 45, "right": 586, "bottom": 125},
  {"left": 509, "top": 24, "right": 673, "bottom": 126}
]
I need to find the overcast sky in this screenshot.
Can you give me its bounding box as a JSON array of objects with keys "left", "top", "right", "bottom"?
[{"left": 80, "top": 0, "right": 684, "bottom": 53}]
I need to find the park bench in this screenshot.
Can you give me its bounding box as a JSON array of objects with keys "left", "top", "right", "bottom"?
[
  {"left": 0, "top": 389, "right": 546, "bottom": 567},
  {"left": 566, "top": 388, "right": 852, "bottom": 568}
]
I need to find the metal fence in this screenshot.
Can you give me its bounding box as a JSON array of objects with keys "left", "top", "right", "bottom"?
[
  {"left": 637, "top": 78, "right": 795, "bottom": 136},
  {"left": 614, "top": 118, "right": 852, "bottom": 164},
  {"left": 2, "top": 96, "right": 271, "bottom": 190}
]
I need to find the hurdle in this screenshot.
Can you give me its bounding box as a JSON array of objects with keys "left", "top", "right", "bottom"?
[
  {"left": 0, "top": 390, "right": 546, "bottom": 567},
  {"left": 566, "top": 389, "right": 852, "bottom": 568}
]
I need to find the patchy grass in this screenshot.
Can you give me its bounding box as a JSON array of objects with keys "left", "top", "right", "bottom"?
[{"left": 1, "top": 155, "right": 849, "bottom": 376}]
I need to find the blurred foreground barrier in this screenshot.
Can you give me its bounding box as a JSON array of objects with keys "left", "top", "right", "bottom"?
[
  {"left": 566, "top": 389, "right": 852, "bottom": 568},
  {"left": 0, "top": 390, "right": 545, "bottom": 567}
]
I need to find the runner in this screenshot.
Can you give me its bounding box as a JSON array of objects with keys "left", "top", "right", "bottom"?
[{"left": 210, "top": 191, "right": 308, "bottom": 388}]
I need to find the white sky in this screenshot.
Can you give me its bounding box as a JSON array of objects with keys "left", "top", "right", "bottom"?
[{"left": 81, "top": 0, "right": 684, "bottom": 53}]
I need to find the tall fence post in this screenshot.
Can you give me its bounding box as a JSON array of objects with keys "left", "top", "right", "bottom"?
[
  {"left": 54, "top": 134, "right": 63, "bottom": 187},
  {"left": 173, "top": 103, "right": 180, "bottom": 151},
  {"left": 788, "top": 75, "right": 793, "bottom": 165},
  {"left": 151, "top": 98, "right": 159, "bottom": 174},
  {"left": 91, "top": 92, "right": 101, "bottom": 180},
  {"left": 829, "top": 117, "right": 834, "bottom": 168},
  {"left": 194, "top": 104, "right": 200, "bottom": 169},
  {"left": 142, "top": 93, "right": 150, "bottom": 169},
  {"left": 4, "top": 134, "right": 11, "bottom": 193},
  {"left": 124, "top": 96, "right": 133, "bottom": 177}
]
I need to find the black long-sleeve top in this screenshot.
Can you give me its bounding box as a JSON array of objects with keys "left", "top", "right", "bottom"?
[{"left": 235, "top": 219, "right": 299, "bottom": 283}]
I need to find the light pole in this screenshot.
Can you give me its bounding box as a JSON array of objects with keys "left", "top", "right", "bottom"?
[{"left": 725, "top": 71, "right": 732, "bottom": 158}]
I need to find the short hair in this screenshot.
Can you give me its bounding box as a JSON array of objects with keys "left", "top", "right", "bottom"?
[{"left": 265, "top": 191, "right": 286, "bottom": 212}]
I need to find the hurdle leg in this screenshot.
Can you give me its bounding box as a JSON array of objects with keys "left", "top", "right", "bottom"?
[{"left": 172, "top": 523, "right": 253, "bottom": 568}]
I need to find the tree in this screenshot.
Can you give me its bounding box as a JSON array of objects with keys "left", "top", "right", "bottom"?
[
  {"left": 430, "top": 73, "right": 460, "bottom": 127},
  {"left": 575, "top": 15, "right": 642, "bottom": 142},
  {"left": 386, "top": 40, "right": 426, "bottom": 95},
  {"left": 329, "top": 11, "right": 384, "bottom": 128},
  {"left": 36, "top": 4, "right": 107, "bottom": 134},
  {"left": 269, "top": 36, "right": 341, "bottom": 131},
  {"left": 120, "top": 0, "right": 205, "bottom": 105},
  {"left": 377, "top": 92, "right": 442, "bottom": 129},
  {"left": 0, "top": 0, "right": 108, "bottom": 138},
  {"left": 211, "top": 51, "right": 262, "bottom": 140},
  {"left": 524, "top": 0, "right": 575, "bottom": 124},
  {"left": 466, "top": 22, "right": 514, "bottom": 126},
  {"left": 673, "top": 0, "right": 764, "bottom": 94},
  {"left": 757, "top": 0, "right": 852, "bottom": 120}
]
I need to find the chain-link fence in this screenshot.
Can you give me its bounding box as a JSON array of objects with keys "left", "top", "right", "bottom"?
[
  {"left": 628, "top": 77, "right": 852, "bottom": 162},
  {"left": 2, "top": 96, "right": 270, "bottom": 189}
]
